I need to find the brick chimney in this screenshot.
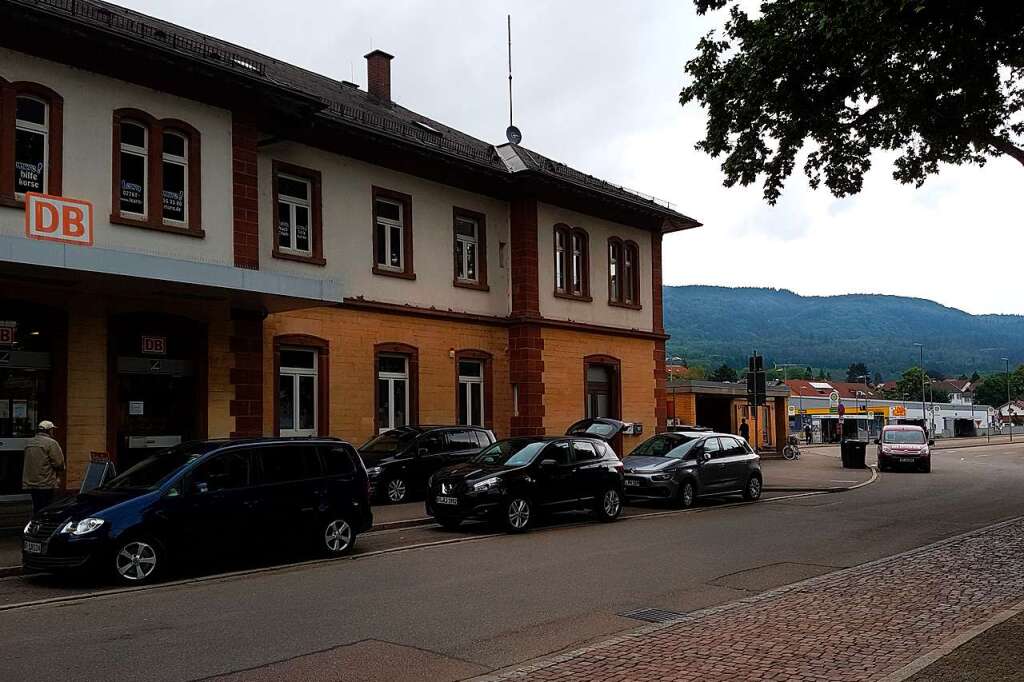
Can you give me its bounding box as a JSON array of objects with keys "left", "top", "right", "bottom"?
[{"left": 364, "top": 49, "right": 394, "bottom": 103}]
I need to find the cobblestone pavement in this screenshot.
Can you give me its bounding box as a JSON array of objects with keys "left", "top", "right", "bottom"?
[
  {"left": 478, "top": 516, "right": 1024, "bottom": 682},
  {"left": 907, "top": 609, "right": 1024, "bottom": 681}
]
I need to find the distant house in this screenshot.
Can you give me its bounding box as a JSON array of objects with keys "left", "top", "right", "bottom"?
[
  {"left": 997, "top": 400, "right": 1024, "bottom": 424},
  {"left": 785, "top": 380, "right": 878, "bottom": 400},
  {"left": 933, "top": 379, "right": 975, "bottom": 405}
]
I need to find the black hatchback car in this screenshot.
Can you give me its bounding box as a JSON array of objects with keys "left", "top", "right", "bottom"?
[
  {"left": 621, "top": 431, "right": 762, "bottom": 507},
  {"left": 426, "top": 420, "right": 627, "bottom": 532},
  {"left": 22, "top": 438, "right": 372, "bottom": 585},
  {"left": 360, "top": 426, "right": 496, "bottom": 504}
]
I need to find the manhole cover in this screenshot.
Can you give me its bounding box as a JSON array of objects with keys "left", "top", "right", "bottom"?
[{"left": 619, "top": 607, "right": 689, "bottom": 623}]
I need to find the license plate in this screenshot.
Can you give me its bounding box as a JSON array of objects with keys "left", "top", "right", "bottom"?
[
  {"left": 625, "top": 478, "right": 640, "bottom": 487},
  {"left": 436, "top": 495, "right": 459, "bottom": 506},
  {"left": 23, "top": 541, "right": 43, "bottom": 554},
  {"left": 899, "top": 458, "right": 914, "bottom": 463}
]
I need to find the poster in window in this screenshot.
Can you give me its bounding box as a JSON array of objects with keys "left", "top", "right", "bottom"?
[
  {"left": 295, "top": 206, "right": 309, "bottom": 251},
  {"left": 129, "top": 401, "right": 145, "bottom": 416},
  {"left": 12, "top": 400, "right": 27, "bottom": 420},
  {"left": 15, "top": 130, "right": 45, "bottom": 194},
  {"left": 162, "top": 162, "right": 186, "bottom": 222},
  {"left": 120, "top": 152, "right": 146, "bottom": 214},
  {"left": 277, "top": 202, "right": 291, "bottom": 247}
]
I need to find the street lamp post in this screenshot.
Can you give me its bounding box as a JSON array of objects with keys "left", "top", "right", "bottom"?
[
  {"left": 914, "top": 343, "right": 927, "bottom": 436},
  {"left": 1004, "top": 357, "right": 1013, "bottom": 443}
]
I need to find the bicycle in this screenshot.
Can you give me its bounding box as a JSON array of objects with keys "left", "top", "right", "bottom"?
[{"left": 782, "top": 435, "right": 801, "bottom": 461}]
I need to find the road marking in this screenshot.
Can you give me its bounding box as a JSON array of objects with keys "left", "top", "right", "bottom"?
[{"left": 0, "top": 469, "right": 881, "bottom": 613}]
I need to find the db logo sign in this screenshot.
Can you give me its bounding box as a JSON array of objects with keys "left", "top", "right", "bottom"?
[
  {"left": 141, "top": 336, "right": 167, "bottom": 355},
  {"left": 0, "top": 327, "right": 13, "bottom": 345},
  {"left": 24, "top": 193, "right": 93, "bottom": 246}
]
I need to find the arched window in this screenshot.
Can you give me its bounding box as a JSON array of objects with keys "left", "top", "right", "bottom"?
[
  {"left": 111, "top": 109, "right": 202, "bottom": 236},
  {"left": 554, "top": 224, "right": 590, "bottom": 300},
  {"left": 608, "top": 237, "right": 641, "bottom": 309},
  {"left": 0, "top": 80, "right": 63, "bottom": 205}
]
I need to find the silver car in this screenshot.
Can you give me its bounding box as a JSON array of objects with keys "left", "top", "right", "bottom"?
[{"left": 622, "top": 431, "right": 763, "bottom": 508}]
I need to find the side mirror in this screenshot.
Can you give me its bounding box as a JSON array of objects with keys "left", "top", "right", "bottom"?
[
  {"left": 699, "top": 452, "right": 711, "bottom": 463},
  {"left": 540, "top": 458, "right": 557, "bottom": 469}
]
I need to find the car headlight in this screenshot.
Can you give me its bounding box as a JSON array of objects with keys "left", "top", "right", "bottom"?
[
  {"left": 472, "top": 476, "right": 501, "bottom": 492},
  {"left": 651, "top": 473, "right": 673, "bottom": 482},
  {"left": 59, "top": 518, "right": 106, "bottom": 536},
  {"left": 366, "top": 466, "right": 382, "bottom": 477},
  {"left": 23, "top": 520, "right": 35, "bottom": 535}
]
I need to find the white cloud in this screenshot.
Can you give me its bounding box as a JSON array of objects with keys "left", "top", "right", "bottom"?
[{"left": 117, "top": 0, "right": 1024, "bottom": 314}]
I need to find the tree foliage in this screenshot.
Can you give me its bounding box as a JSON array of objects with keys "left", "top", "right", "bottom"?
[
  {"left": 974, "top": 365, "right": 1024, "bottom": 407},
  {"left": 896, "top": 366, "right": 928, "bottom": 401},
  {"left": 846, "top": 362, "right": 869, "bottom": 383},
  {"left": 681, "top": 1, "right": 1024, "bottom": 203},
  {"left": 709, "top": 363, "right": 739, "bottom": 382}
]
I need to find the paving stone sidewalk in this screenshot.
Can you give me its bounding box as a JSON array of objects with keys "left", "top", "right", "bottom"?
[{"left": 478, "top": 517, "right": 1024, "bottom": 682}]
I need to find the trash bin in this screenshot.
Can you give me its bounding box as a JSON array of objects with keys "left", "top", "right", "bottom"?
[{"left": 840, "top": 440, "right": 867, "bottom": 469}]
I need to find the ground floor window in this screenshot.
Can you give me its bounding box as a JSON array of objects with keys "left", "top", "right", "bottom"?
[
  {"left": 377, "top": 354, "right": 409, "bottom": 433},
  {"left": 585, "top": 358, "right": 620, "bottom": 420},
  {"left": 458, "top": 359, "right": 484, "bottom": 426},
  {"left": 279, "top": 348, "right": 317, "bottom": 437}
]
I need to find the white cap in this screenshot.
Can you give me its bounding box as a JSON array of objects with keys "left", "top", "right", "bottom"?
[{"left": 38, "top": 420, "right": 56, "bottom": 431}]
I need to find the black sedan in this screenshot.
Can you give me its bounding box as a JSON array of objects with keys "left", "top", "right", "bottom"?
[
  {"left": 426, "top": 435, "right": 625, "bottom": 532},
  {"left": 621, "top": 431, "right": 763, "bottom": 507}
]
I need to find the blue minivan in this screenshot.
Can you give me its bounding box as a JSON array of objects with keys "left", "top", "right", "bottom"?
[{"left": 22, "top": 438, "right": 373, "bottom": 584}]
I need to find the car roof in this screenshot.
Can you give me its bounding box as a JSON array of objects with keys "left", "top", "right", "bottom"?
[
  {"left": 882, "top": 425, "right": 925, "bottom": 431},
  {"left": 185, "top": 437, "right": 349, "bottom": 450}
]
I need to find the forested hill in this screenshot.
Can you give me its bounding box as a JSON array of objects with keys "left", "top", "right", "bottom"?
[{"left": 662, "top": 286, "right": 1024, "bottom": 377}]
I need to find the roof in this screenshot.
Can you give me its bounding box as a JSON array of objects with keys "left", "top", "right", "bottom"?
[
  {"left": 667, "top": 379, "right": 790, "bottom": 398},
  {"left": 934, "top": 379, "right": 972, "bottom": 393},
  {"left": 784, "top": 380, "right": 878, "bottom": 399},
  {"left": 11, "top": 0, "right": 699, "bottom": 231}
]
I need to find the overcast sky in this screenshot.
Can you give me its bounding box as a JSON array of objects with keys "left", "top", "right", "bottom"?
[{"left": 118, "top": 0, "right": 1023, "bottom": 315}]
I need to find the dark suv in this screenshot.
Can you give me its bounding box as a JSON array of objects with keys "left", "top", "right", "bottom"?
[
  {"left": 360, "top": 426, "right": 495, "bottom": 504},
  {"left": 22, "top": 438, "right": 372, "bottom": 585},
  {"left": 622, "top": 431, "right": 762, "bottom": 507},
  {"left": 426, "top": 428, "right": 625, "bottom": 533}
]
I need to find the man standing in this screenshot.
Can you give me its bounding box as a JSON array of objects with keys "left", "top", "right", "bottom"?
[
  {"left": 804, "top": 423, "right": 813, "bottom": 445},
  {"left": 739, "top": 418, "right": 750, "bottom": 442},
  {"left": 23, "top": 420, "right": 65, "bottom": 514}
]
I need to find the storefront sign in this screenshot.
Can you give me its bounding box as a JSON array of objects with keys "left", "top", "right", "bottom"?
[
  {"left": 24, "top": 193, "right": 94, "bottom": 246},
  {"left": 891, "top": 405, "right": 907, "bottom": 418},
  {"left": 141, "top": 336, "right": 167, "bottom": 355}
]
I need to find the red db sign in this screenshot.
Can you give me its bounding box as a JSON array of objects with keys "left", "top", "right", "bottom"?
[
  {"left": 141, "top": 336, "right": 167, "bottom": 355},
  {"left": 0, "top": 326, "right": 14, "bottom": 345},
  {"left": 24, "top": 193, "right": 93, "bottom": 246}
]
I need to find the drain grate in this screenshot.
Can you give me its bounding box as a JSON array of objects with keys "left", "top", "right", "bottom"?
[{"left": 619, "top": 607, "right": 689, "bottom": 623}]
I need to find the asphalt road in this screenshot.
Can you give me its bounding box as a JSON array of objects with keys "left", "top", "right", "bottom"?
[{"left": 1, "top": 443, "right": 1022, "bottom": 682}]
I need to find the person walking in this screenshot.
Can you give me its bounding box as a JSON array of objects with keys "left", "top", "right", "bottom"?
[
  {"left": 804, "top": 424, "right": 812, "bottom": 445},
  {"left": 23, "top": 420, "right": 65, "bottom": 514},
  {"left": 739, "top": 418, "right": 750, "bottom": 442}
]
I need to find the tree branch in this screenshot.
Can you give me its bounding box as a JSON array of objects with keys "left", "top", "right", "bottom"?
[{"left": 987, "top": 136, "right": 1024, "bottom": 166}]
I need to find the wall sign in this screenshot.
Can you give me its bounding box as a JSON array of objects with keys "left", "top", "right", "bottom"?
[
  {"left": 128, "top": 401, "right": 145, "bottom": 416},
  {"left": 25, "top": 193, "right": 94, "bottom": 246},
  {"left": 0, "top": 323, "right": 14, "bottom": 346},
  {"left": 141, "top": 336, "right": 168, "bottom": 355}
]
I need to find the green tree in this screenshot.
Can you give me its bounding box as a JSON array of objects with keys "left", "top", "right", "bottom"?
[
  {"left": 873, "top": 371, "right": 884, "bottom": 385},
  {"left": 709, "top": 364, "right": 739, "bottom": 382},
  {"left": 896, "top": 367, "right": 928, "bottom": 402},
  {"left": 680, "top": 1, "right": 1024, "bottom": 204},
  {"left": 970, "top": 371, "right": 981, "bottom": 384},
  {"left": 974, "top": 366, "right": 1024, "bottom": 407},
  {"left": 847, "top": 362, "right": 869, "bottom": 383}
]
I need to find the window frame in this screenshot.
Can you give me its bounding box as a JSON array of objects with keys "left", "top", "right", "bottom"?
[
  {"left": 452, "top": 206, "right": 489, "bottom": 290},
  {"left": 372, "top": 187, "right": 415, "bottom": 280},
  {"left": 608, "top": 237, "right": 642, "bottom": 309},
  {"left": 161, "top": 130, "right": 189, "bottom": 226},
  {"left": 272, "top": 335, "right": 330, "bottom": 438},
  {"left": 553, "top": 223, "right": 591, "bottom": 301},
  {"left": 110, "top": 109, "right": 203, "bottom": 237},
  {"left": 374, "top": 343, "right": 419, "bottom": 433},
  {"left": 454, "top": 349, "right": 494, "bottom": 430},
  {"left": 271, "top": 160, "right": 325, "bottom": 266},
  {"left": 0, "top": 80, "right": 63, "bottom": 208}
]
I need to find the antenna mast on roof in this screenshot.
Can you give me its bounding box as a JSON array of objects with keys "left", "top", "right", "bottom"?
[{"left": 506, "top": 15, "right": 522, "bottom": 145}]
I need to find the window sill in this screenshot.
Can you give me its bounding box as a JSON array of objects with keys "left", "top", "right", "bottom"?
[
  {"left": 0, "top": 194, "right": 23, "bottom": 209},
  {"left": 608, "top": 300, "right": 643, "bottom": 310},
  {"left": 373, "top": 266, "right": 417, "bottom": 281},
  {"left": 454, "top": 279, "right": 490, "bottom": 292},
  {"left": 273, "top": 250, "right": 326, "bottom": 266},
  {"left": 110, "top": 214, "right": 205, "bottom": 238},
  {"left": 554, "top": 290, "right": 593, "bottom": 303}
]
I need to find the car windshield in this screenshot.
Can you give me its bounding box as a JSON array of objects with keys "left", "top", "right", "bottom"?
[
  {"left": 473, "top": 439, "right": 547, "bottom": 467},
  {"left": 100, "top": 446, "right": 204, "bottom": 491},
  {"left": 883, "top": 430, "right": 926, "bottom": 444},
  {"left": 629, "top": 434, "right": 702, "bottom": 459},
  {"left": 570, "top": 421, "right": 620, "bottom": 439},
  {"left": 360, "top": 429, "right": 419, "bottom": 455}
]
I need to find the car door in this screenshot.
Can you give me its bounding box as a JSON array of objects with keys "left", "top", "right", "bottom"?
[
  {"left": 533, "top": 440, "right": 577, "bottom": 509},
  {"left": 251, "top": 444, "right": 324, "bottom": 551},
  {"left": 403, "top": 431, "right": 446, "bottom": 493},
  {"left": 319, "top": 444, "right": 363, "bottom": 525},
  {"left": 696, "top": 437, "right": 729, "bottom": 494},
  {"left": 161, "top": 449, "right": 254, "bottom": 562},
  {"left": 570, "top": 440, "right": 605, "bottom": 505},
  {"left": 716, "top": 437, "right": 747, "bottom": 491}
]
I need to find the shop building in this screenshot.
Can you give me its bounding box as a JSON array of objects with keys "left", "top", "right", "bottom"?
[
  {"left": 665, "top": 380, "right": 790, "bottom": 454},
  {"left": 0, "top": 1, "right": 699, "bottom": 494}
]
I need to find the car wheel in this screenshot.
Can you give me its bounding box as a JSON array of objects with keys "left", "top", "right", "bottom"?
[
  {"left": 743, "top": 474, "right": 763, "bottom": 501},
  {"left": 437, "top": 517, "right": 462, "bottom": 531},
  {"left": 112, "top": 535, "right": 164, "bottom": 586},
  {"left": 384, "top": 478, "right": 409, "bottom": 504},
  {"left": 676, "top": 480, "right": 696, "bottom": 509},
  {"left": 321, "top": 517, "right": 356, "bottom": 556},
  {"left": 594, "top": 487, "right": 622, "bottom": 522},
  {"left": 920, "top": 459, "right": 931, "bottom": 473},
  {"left": 503, "top": 496, "right": 533, "bottom": 533}
]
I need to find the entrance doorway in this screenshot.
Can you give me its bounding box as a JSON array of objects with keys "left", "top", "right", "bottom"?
[
  {"left": 109, "top": 314, "right": 206, "bottom": 471},
  {"left": 584, "top": 355, "right": 622, "bottom": 453}
]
